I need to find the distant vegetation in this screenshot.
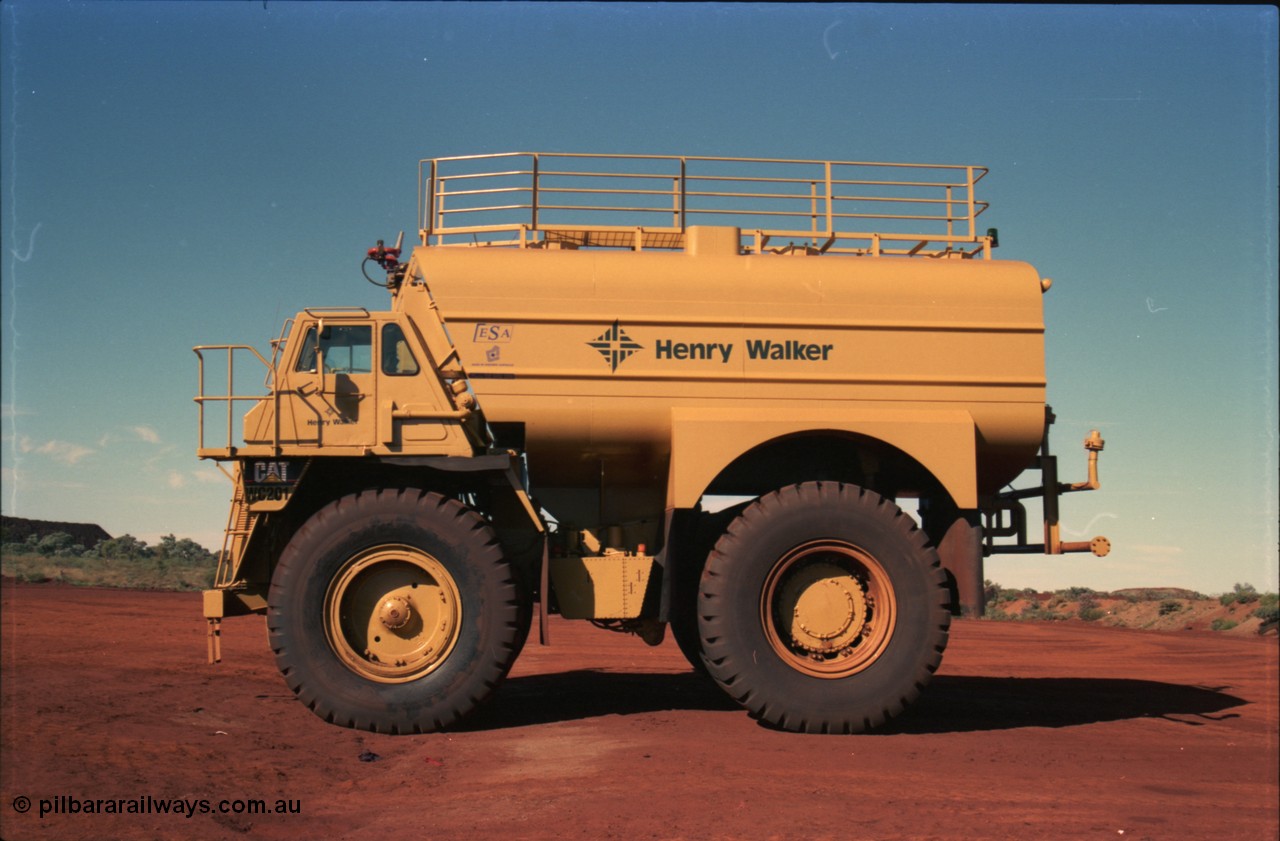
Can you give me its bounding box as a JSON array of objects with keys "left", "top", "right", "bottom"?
[
  {"left": 983, "top": 579, "right": 1279, "bottom": 632},
  {"left": 0, "top": 532, "right": 217, "bottom": 590}
]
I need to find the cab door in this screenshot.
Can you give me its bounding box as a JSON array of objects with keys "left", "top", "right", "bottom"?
[
  {"left": 376, "top": 317, "right": 462, "bottom": 448},
  {"left": 277, "top": 318, "right": 377, "bottom": 450}
]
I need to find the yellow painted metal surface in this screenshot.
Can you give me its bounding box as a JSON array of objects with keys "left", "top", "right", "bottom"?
[
  {"left": 549, "top": 553, "right": 656, "bottom": 620},
  {"left": 667, "top": 407, "right": 985, "bottom": 510},
  {"left": 395, "top": 232, "right": 1046, "bottom": 514}
]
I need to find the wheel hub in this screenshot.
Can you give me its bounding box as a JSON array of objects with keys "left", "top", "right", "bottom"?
[
  {"left": 324, "top": 545, "right": 462, "bottom": 684},
  {"left": 779, "top": 561, "right": 868, "bottom": 654},
  {"left": 378, "top": 595, "right": 413, "bottom": 630},
  {"left": 760, "top": 540, "right": 897, "bottom": 679}
]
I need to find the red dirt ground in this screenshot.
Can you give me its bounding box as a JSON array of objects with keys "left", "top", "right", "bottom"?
[{"left": 1, "top": 579, "right": 1276, "bottom": 841}]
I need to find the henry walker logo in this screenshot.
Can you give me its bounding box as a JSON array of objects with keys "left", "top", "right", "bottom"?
[{"left": 588, "top": 320, "right": 643, "bottom": 372}]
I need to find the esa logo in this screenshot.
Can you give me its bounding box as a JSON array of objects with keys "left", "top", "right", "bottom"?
[{"left": 474, "top": 323, "right": 513, "bottom": 343}]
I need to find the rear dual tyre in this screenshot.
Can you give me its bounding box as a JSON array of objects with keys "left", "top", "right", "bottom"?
[
  {"left": 268, "top": 489, "right": 525, "bottom": 734},
  {"left": 698, "top": 482, "right": 950, "bottom": 733}
]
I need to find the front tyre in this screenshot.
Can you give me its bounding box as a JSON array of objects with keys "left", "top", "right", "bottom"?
[
  {"left": 268, "top": 489, "right": 523, "bottom": 733},
  {"left": 698, "top": 482, "right": 950, "bottom": 733}
]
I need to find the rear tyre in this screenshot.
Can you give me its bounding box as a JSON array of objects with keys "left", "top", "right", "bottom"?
[
  {"left": 268, "top": 489, "right": 523, "bottom": 733},
  {"left": 698, "top": 482, "right": 950, "bottom": 733},
  {"left": 669, "top": 508, "right": 737, "bottom": 675}
]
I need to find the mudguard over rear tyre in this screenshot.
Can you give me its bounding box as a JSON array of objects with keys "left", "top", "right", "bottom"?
[
  {"left": 698, "top": 482, "right": 950, "bottom": 733},
  {"left": 268, "top": 489, "right": 525, "bottom": 734}
]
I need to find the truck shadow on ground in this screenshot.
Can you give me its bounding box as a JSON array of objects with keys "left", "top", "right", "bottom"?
[
  {"left": 457, "top": 670, "right": 736, "bottom": 731},
  {"left": 460, "top": 671, "right": 1248, "bottom": 733},
  {"left": 877, "top": 676, "right": 1247, "bottom": 734}
]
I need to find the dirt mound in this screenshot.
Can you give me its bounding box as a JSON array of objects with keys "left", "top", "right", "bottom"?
[
  {"left": 1109, "top": 587, "right": 1203, "bottom": 601},
  {"left": 0, "top": 516, "right": 111, "bottom": 548}
]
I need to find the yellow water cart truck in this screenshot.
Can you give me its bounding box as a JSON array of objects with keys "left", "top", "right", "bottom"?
[{"left": 195, "top": 153, "right": 1108, "bottom": 734}]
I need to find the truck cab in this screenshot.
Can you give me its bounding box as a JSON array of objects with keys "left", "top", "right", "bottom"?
[{"left": 238, "top": 310, "right": 482, "bottom": 456}]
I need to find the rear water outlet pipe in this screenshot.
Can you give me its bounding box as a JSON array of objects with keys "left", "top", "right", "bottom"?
[
  {"left": 1056, "top": 429, "right": 1109, "bottom": 556},
  {"left": 1069, "top": 429, "right": 1105, "bottom": 492}
]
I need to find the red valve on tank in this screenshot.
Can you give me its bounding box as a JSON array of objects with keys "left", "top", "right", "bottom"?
[{"left": 367, "top": 240, "right": 402, "bottom": 271}]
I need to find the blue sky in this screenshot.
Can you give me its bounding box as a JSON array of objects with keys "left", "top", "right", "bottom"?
[{"left": 2, "top": 2, "right": 1276, "bottom": 595}]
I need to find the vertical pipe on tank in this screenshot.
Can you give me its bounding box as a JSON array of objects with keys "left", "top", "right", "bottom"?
[
  {"left": 810, "top": 181, "right": 818, "bottom": 248},
  {"left": 945, "top": 185, "right": 954, "bottom": 242},
  {"left": 675, "top": 156, "right": 686, "bottom": 229},
  {"left": 671, "top": 176, "right": 679, "bottom": 228},
  {"left": 432, "top": 159, "right": 443, "bottom": 246},
  {"left": 531, "top": 154, "right": 539, "bottom": 233},
  {"left": 677, "top": 158, "right": 686, "bottom": 230},
  {"left": 418, "top": 160, "right": 426, "bottom": 244},
  {"left": 965, "top": 166, "right": 977, "bottom": 239},
  {"left": 824, "top": 160, "right": 833, "bottom": 240}
]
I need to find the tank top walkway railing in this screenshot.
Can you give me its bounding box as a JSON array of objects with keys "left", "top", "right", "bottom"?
[{"left": 419, "top": 152, "right": 995, "bottom": 258}]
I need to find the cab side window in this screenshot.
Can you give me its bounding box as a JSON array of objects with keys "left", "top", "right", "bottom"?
[
  {"left": 381, "top": 323, "right": 420, "bottom": 376},
  {"left": 294, "top": 327, "right": 319, "bottom": 372},
  {"left": 294, "top": 325, "right": 373, "bottom": 373}
]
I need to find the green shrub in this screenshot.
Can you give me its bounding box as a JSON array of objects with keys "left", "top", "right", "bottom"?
[
  {"left": 1076, "top": 592, "right": 1103, "bottom": 621},
  {"left": 1210, "top": 618, "right": 1238, "bottom": 632},
  {"left": 1158, "top": 600, "right": 1182, "bottom": 616},
  {"left": 1221, "top": 583, "right": 1260, "bottom": 606},
  {"left": 1252, "top": 603, "right": 1279, "bottom": 623},
  {"left": 1020, "top": 604, "right": 1063, "bottom": 622}
]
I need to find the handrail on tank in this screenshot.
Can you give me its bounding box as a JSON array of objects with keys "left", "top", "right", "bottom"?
[
  {"left": 193, "top": 345, "right": 277, "bottom": 457},
  {"left": 419, "top": 152, "right": 993, "bottom": 258}
]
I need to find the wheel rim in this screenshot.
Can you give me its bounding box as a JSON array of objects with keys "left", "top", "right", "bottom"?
[
  {"left": 760, "top": 540, "right": 897, "bottom": 679},
  {"left": 324, "top": 544, "right": 462, "bottom": 684}
]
